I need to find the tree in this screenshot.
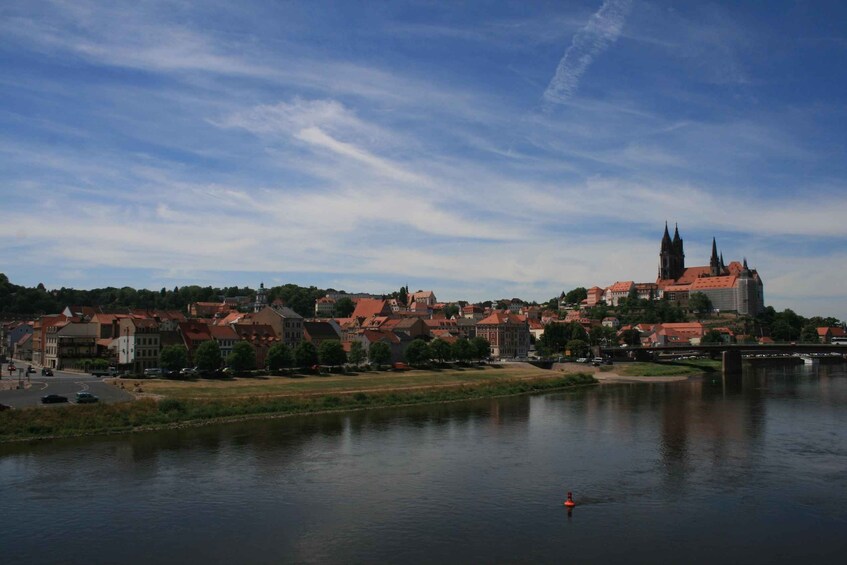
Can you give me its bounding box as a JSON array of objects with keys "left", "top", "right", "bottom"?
[
  {"left": 227, "top": 341, "right": 256, "bottom": 372},
  {"left": 701, "top": 330, "right": 724, "bottom": 345},
  {"left": 318, "top": 340, "right": 347, "bottom": 366},
  {"left": 348, "top": 341, "right": 366, "bottom": 367},
  {"left": 368, "top": 341, "right": 391, "bottom": 367},
  {"left": 335, "top": 297, "right": 355, "bottom": 317},
  {"left": 539, "top": 323, "right": 570, "bottom": 353},
  {"left": 194, "top": 340, "right": 222, "bottom": 373},
  {"left": 471, "top": 336, "right": 491, "bottom": 361},
  {"left": 266, "top": 343, "right": 294, "bottom": 372},
  {"left": 295, "top": 341, "right": 319, "bottom": 368},
  {"left": 800, "top": 325, "right": 820, "bottom": 344},
  {"left": 398, "top": 286, "right": 408, "bottom": 307},
  {"left": 451, "top": 338, "right": 473, "bottom": 363},
  {"left": 405, "top": 339, "right": 430, "bottom": 366},
  {"left": 620, "top": 329, "right": 641, "bottom": 347},
  {"left": 565, "top": 287, "right": 588, "bottom": 305},
  {"left": 566, "top": 339, "right": 589, "bottom": 358},
  {"left": 689, "top": 292, "right": 713, "bottom": 316},
  {"left": 443, "top": 304, "right": 460, "bottom": 319},
  {"left": 160, "top": 344, "right": 188, "bottom": 371},
  {"left": 429, "top": 339, "right": 452, "bottom": 363}
]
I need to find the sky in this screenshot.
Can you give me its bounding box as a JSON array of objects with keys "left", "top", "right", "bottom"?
[{"left": 1, "top": 0, "right": 846, "bottom": 319}]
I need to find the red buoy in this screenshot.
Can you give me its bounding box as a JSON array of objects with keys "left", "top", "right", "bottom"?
[{"left": 564, "top": 491, "right": 576, "bottom": 507}]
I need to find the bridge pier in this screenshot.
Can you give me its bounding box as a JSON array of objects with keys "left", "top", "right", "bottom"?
[{"left": 722, "top": 349, "right": 743, "bottom": 381}]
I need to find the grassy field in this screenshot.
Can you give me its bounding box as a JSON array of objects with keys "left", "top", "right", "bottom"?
[
  {"left": 126, "top": 365, "right": 554, "bottom": 400},
  {"left": 616, "top": 359, "right": 721, "bottom": 377},
  {"left": 0, "top": 367, "right": 597, "bottom": 443}
]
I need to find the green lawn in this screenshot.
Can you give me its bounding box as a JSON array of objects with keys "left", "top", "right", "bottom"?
[
  {"left": 131, "top": 365, "right": 556, "bottom": 400},
  {"left": 617, "top": 359, "right": 720, "bottom": 376}
]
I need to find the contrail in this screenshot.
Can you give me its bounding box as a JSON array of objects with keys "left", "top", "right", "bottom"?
[{"left": 543, "top": 0, "right": 632, "bottom": 105}]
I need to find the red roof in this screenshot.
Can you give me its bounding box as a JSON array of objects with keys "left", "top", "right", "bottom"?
[
  {"left": 478, "top": 312, "right": 526, "bottom": 325},
  {"left": 607, "top": 281, "right": 634, "bottom": 292},
  {"left": 352, "top": 299, "right": 390, "bottom": 319}
]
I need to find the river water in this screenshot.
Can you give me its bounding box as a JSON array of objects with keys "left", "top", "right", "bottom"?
[{"left": 2, "top": 364, "right": 846, "bottom": 564}]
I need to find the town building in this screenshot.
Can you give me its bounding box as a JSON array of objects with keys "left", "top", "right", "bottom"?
[
  {"left": 253, "top": 305, "right": 304, "bottom": 347},
  {"left": 476, "top": 312, "right": 530, "bottom": 359}
]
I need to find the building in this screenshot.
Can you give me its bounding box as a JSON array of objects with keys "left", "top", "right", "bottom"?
[
  {"left": 209, "top": 325, "right": 239, "bottom": 360},
  {"left": 117, "top": 317, "right": 160, "bottom": 373},
  {"left": 314, "top": 296, "right": 336, "bottom": 317},
  {"left": 44, "top": 319, "right": 98, "bottom": 370},
  {"left": 476, "top": 312, "right": 530, "bottom": 359},
  {"left": 656, "top": 224, "right": 764, "bottom": 315},
  {"left": 253, "top": 305, "right": 304, "bottom": 347}
]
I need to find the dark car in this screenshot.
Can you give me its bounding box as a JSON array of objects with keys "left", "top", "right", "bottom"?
[
  {"left": 75, "top": 391, "right": 99, "bottom": 404},
  {"left": 26, "top": 365, "right": 35, "bottom": 374},
  {"left": 41, "top": 394, "right": 68, "bottom": 404},
  {"left": 0, "top": 403, "right": 11, "bottom": 411},
  {"left": 41, "top": 368, "right": 54, "bottom": 376}
]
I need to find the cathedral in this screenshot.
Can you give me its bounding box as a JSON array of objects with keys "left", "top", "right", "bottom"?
[{"left": 655, "top": 224, "right": 764, "bottom": 316}]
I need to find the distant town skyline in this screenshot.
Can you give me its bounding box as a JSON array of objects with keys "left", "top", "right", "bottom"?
[{"left": 2, "top": 1, "right": 846, "bottom": 319}]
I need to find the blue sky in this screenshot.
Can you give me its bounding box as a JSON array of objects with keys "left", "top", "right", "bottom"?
[{"left": 1, "top": 0, "right": 846, "bottom": 319}]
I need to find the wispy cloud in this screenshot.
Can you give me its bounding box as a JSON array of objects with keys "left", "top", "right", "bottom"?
[{"left": 543, "top": 0, "right": 632, "bottom": 105}]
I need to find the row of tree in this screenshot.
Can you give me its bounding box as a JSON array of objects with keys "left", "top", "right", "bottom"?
[{"left": 158, "top": 336, "right": 492, "bottom": 374}]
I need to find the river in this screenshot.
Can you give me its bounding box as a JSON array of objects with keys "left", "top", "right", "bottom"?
[{"left": 1, "top": 363, "right": 845, "bottom": 564}]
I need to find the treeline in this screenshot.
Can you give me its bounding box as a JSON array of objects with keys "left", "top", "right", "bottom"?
[{"left": 0, "top": 273, "right": 330, "bottom": 318}]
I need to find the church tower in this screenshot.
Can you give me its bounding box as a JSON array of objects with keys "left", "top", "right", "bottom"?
[
  {"left": 659, "top": 223, "right": 685, "bottom": 280},
  {"left": 709, "top": 238, "right": 721, "bottom": 277},
  {"left": 254, "top": 282, "right": 268, "bottom": 313}
]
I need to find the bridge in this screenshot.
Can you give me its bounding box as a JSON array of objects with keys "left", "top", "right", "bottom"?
[{"left": 599, "top": 343, "right": 847, "bottom": 378}]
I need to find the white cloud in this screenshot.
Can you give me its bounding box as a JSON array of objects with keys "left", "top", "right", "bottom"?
[{"left": 543, "top": 0, "right": 632, "bottom": 105}]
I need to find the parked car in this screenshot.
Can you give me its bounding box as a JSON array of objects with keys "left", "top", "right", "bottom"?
[
  {"left": 75, "top": 391, "right": 99, "bottom": 404},
  {"left": 41, "top": 394, "right": 68, "bottom": 404},
  {"left": 144, "top": 368, "right": 163, "bottom": 377},
  {"left": 180, "top": 367, "right": 198, "bottom": 377},
  {"left": 26, "top": 365, "right": 35, "bottom": 374}
]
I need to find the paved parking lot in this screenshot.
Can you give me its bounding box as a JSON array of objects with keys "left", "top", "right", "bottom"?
[{"left": 0, "top": 365, "right": 135, "bottom": 408}]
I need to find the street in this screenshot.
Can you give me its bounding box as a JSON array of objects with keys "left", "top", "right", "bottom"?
[{"left": 0, "top": 363, "right": 135, "bottom": 408}]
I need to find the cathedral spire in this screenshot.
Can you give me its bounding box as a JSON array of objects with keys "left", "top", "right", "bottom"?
[{"left": 710, "top": 237, "right": 721, "bottom": 277}]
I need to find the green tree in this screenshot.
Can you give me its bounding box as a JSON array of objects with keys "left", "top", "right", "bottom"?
[
  {"left": 620, "top": 329, "right": 642, "bottom": 347},
  {"left": 689, "top": 292, "right": 713, "bottom": 316},
  {"left": 160, "top": 344, "right": 188, "bottom": 371},
  {"left": 348, "top": 341, "right": 366, "bottom": 366},
  {"left": 405, "top": 339, "right": 431, "bottom": 366},
  {"left": 443, "top": 304, "right": 460, "bottom": 319},
  {"left": 471, "top": 336, "right": 491, "bottom": 361},
  {"left": 701, "top": 330, "right": 724, "bottom": 345},
  {"left": 194, "top": 340, "right": 222, "bottom": 373},
  {"left": 368, "top": 341, "right": 391, "bottom": 367},
  {"left": 398, "top": 286, "right": 408, "bottom": 307},
  {"left": 451, "top": 338, "right": 473, "bottom": 363},
  {"left": 318, "top": 340, "right": 347, "bottom": 366},
  {"left": 227, "top": 341, "right": 256, "bottom": 372},
  {"left": 335, "top": 297, "right": 355, "bottom": 317},
  {"left": 295, "top": 341, "right": 319, "bottom": 368},
  {"left": 566, "top": 339, "right": 589, "bottom": 358},
  {"left": 800, "top": 325, "right": 820, "bottom": 344},
  {"left": 266, "top": 343, "right": 294, "bottom": 372},
  {"left": 429, "top": 339, "right": 452, "bottom": 363},
  {"left": 564, "top": 287, "right": 588, "bottom": 305}
]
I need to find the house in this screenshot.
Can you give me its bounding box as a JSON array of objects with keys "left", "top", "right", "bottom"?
[
  {"left": 253, "top": 305, "right": 304, "bottom": 347},
  {"left": 209, "top": 325, "right": 239, "bottom": 360},
  {"left": 604, "top": 281, "right": 635, "bottom": 307},
  {"left": 409, "top": 290, "right": 437, "bottom": 307},
  {"left": 14, "top": 332, "right": 33, "bottom": 361},
  {"left": 476, "top": 311, "right": 530, "bottom": 359},
  {"left": 351, "top": 299, "right": 392, "bottom": 319},
  {"left": 586, "top": 287, "right": 604, "bottom": 307},
  {"left": 31, "top": 314, "right": 67, "bottom": 367},
  {"left": 817, "top": 326, "right": 847, "bottom": 344},
  {"left": 44, "top": 319, "right": 98, "bottom": 370},
  {"left": 602, "top": 317, "right": 620, "bottom": 329},
  {"left": 303, "top": 321, "right": 342, "bottom": 346},
  {"left": 462, "top": 305, "right": 484, "bottom": 320},
  {"left": 177, "top": 321, "right": 214, "bottom": 363},
  {"left": 314, "top": 296, "right": 336, "bottom": 317},
  {"left": 389, "top": 317, "right": 430, "bottom": 340},
  {"left": 117, "top": 317, "right": 161, "bottom": 373},
  {"left": 232, "top": 323, "right": 278, "bottom": 369}
]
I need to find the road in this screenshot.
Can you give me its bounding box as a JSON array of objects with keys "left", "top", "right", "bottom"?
[{"left": 0, "top": 362, "right": 135, "bottom": 408}]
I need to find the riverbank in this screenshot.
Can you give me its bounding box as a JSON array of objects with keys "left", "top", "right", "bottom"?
[
  {"left": 0, "top": 369, "right": 596, "bottom": 443},
  {"left": 553, "top": 358, "right": 721, "bottom": 383}
]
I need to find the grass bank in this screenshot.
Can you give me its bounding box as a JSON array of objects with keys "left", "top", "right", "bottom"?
[
  {"left": 614, "top": 359, "right": 721, "bottom": 377},
  {"left": 0, "top": 372, "right": 596, "bottom": 443}
]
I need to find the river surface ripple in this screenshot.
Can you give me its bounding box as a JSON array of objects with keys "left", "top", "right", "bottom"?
[{"left": 2, "top": 363, "right": 846, "bottom": 564}]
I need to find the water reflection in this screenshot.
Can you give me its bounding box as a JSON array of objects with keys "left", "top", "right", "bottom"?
[{"left": 1, "top": 363, "right": 845, "bottom": 564}]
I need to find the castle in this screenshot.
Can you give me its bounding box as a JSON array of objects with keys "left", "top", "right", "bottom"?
[{"left": 655, "top": 224, "right": 764, "bottom": 316}]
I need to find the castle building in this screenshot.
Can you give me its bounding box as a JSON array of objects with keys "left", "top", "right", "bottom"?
[{"left": 655, "top": 224, "right": 764, "bottom": 316}]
